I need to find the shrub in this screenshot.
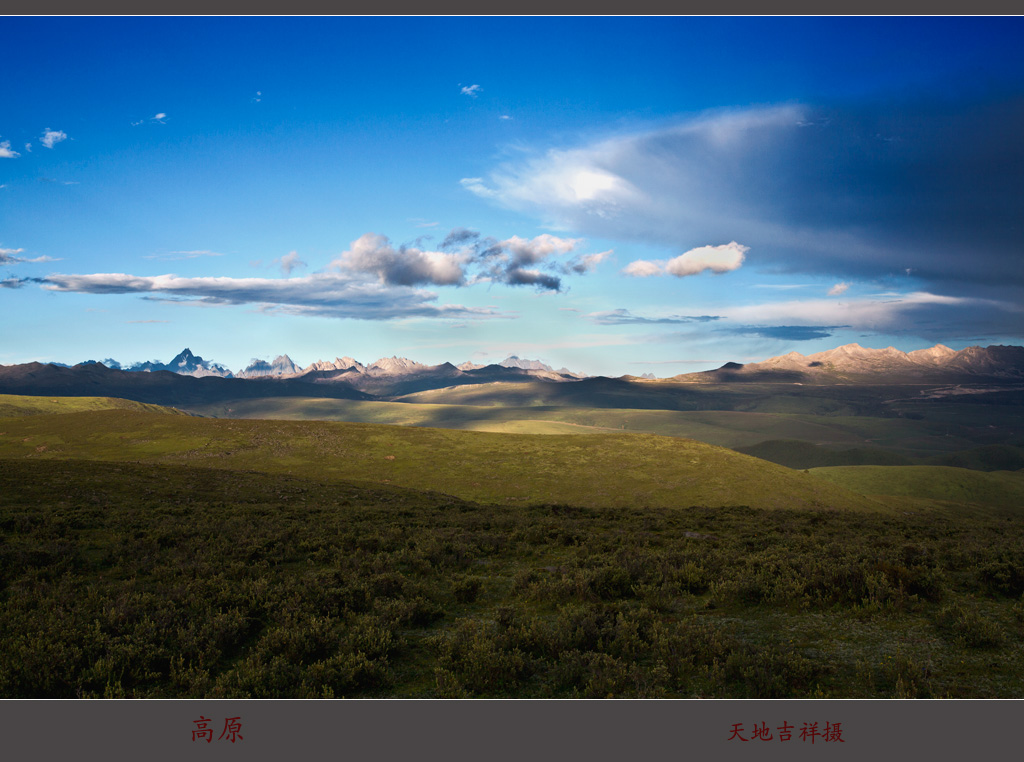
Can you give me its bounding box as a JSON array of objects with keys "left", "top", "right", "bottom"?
[{"left": 934, "top": 601, "right": 1006, "bottom": 648}]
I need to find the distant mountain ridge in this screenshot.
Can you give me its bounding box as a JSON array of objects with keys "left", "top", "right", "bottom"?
[
  {"left": 82, "top": 348, "right": 235, "bottom": 378},
  {"left": 10, "top": 343, "right": 1024, "bottom": 406},
  {"left": 72, "top": 350, "right": 588, "bottom": 382},
  {"left": 670, "top": 343, "right": 1024, "bottom": 384},
  {"left": 16, "top": 349, "right": 589, "bottom": 402}
]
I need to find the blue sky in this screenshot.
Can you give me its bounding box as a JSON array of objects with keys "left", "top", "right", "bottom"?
[{"left": 2, "top": 17, "right": 1022, "bottom": 376}]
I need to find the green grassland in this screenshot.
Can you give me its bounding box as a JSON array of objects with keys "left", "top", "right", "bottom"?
[
  {"left": 185, "top": 389, "right": 1024, "bottom": 470},
  {"left": 0, "top": 408, "right": 876, "bottom": 512},
  {"left": 810, "top": 466, "right": 1024, "bottom": 510},
  {"left": 0, "top": 393, "right": 187, "bottom": 419},
  {"left": 3, "top": 394, "right": 1024, "bottom": 698},
  {"left": 184, "top": 396, "right": 878, "bottom": 445},
  {"left": 4, "top": 457, "right": 1024, "bottom": 698}
]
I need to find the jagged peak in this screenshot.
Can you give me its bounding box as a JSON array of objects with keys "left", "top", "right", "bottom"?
[
  {"left": 367, "top": 356, "right": 427, "bottom": 375},
  {"left": 500, "top": 356, "right": 555, "bottom": 372},
  {"left": 336, "top": 356, "right": 363, "bottom": 370}
]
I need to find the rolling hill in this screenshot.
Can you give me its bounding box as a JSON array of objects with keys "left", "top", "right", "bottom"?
[{"left": 0, "top": 406, "right": 881, "bottom": 512}]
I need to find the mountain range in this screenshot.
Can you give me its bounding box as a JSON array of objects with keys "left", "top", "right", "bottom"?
[
  {"left": 71, "top": 348, "right": 589, "bottom": 382},
  {"left": 5, "top": 343, "right": 1022, "bottom": 408}
]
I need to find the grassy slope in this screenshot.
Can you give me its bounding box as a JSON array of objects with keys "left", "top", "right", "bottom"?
[
  {"left": 737, "top": 439, "right": 1024, "bottom": 471},
  {"left": 5, "top": 458, "right": 1024, "bottom": 698},
  {"left": 5, "top": 396, "right": 1024, "bottom": 698},
  {"left": 183, "top": 392, "right": 1023, "bottom": 462},
  {"left": 810, "top": 465, "right": 1024, "bottom": 510},
  {"left": 0, "top": 393, "right": 186, "bottom": 418},
  {"left": 0, "top": 408, "right": 880, "bottom": 512},
  {"left": 183, "top": 396, "right": 867, "bottom": 445}
]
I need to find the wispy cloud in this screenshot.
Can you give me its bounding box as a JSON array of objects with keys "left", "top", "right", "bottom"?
[
  {"left": 460, "top": 84, "right": 482, "bottom": 98},
  {"left": 828, "top": 282, "right": 850, "bottom": 296},
  {"left": 719, "top": 291, "right": 1023, "bottom": 340},
  {"left": 1, "top": 276, "right": 46, "bottom": 288},
  {"left": 134, "top": 113, "right": 168, "bottom": 126},
  {"left": 38, "top": 271, "right": 500, "bottom": 322},
  {"left": 0, "top": 140, "right": 21, "bottom": 159},
  {"left": 0, "top": 247, "right": 60, "bottom": 265},
  {"left": 144, "top": 250, "right": 226, "bottom": 261},
  {"left": 275, "top": 250, "right": 307, "bottom": 276},
  {"left": 40, "top": 129, "right": 68, "bottom": 149},
  {"left": 725, "top": 324, "right": 847, "bottom": 341},
  {"left": 463, "top": 94, "right": 1024, "bottom": 302},
  {"left": 588, "top": 308, "right": 721, "bottom": 326},
  {"left": 566, "top": 249, "right": 612, "bottom": 274}
]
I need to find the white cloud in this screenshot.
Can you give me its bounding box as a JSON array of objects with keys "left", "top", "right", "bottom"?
[
  {"left": 0, "top": 140, "right": 21, "bottom": 159},
  {"left": 40, "top": 129, "right": 68, "bottom": 149},
  {"left": 501, "top": 234, "right": 580, "bottom": 265},
  {"left": 459, "top": 177, "right": 496, "bottom": 198},
  {"left": 622, "top": 242, "right": 747, "bottom": 279},
  {"left": 464, "top": 156, "right": 640, "bottom": 214},
  {"left": 326, "top": 229, "right": 610, "bottom": 294},
  {"left": 828, "top": 282, "right": 850, "bottom": 296},
  {"left": 333, "top": 233, "right": 468, "bottom": 287},
  {"left": 132, "top": 113, "right": 168, "bottom": 126},
  {"left": 622, "top": 260, "right": 665, "bottom": 277},
  {"left": 24, "top": 143, "right": 32, "bottom": 152},
  {"left": 499, "top": 114, "right": 512, "bottom": 120},
  {"left": 460, "top": 84, "right": 482, "bottom": 97},
  {"left": 276, "top": 250, "right": 307, "bottom": 275},
  {"left": 665, "top": 242, "right": 747, "bottom": 277}
]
